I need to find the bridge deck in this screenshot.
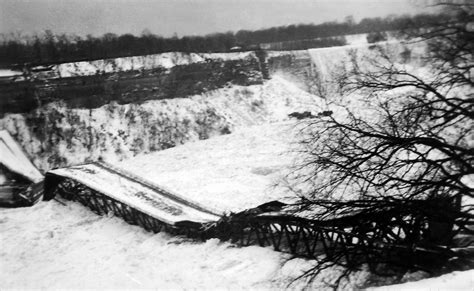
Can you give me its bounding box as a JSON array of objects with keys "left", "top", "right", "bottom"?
[{"left": 46, "top": 163, "right": 221, "bottom": 226}]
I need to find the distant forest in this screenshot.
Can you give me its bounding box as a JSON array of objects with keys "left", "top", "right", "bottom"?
[{"left": 0, "top": 13, "right": 447, "bottom": 66}]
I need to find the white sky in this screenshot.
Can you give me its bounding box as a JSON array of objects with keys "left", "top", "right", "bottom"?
[{"left": 0, "top": 0, "right": 436, "bottom": 37}]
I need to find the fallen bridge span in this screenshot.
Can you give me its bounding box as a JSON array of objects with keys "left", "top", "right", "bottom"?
[
  {"left": 44, "top": 162, "right": 222, "bottom": 235},
  {"left": 42, "top": 162, "right": 473, "bottom": 273}
]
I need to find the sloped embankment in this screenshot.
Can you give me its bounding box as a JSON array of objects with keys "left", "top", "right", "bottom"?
[{"left": 0, "top": 76, "right": 322, "bottom": 172}]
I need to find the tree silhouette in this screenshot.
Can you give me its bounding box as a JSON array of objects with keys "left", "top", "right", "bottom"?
[
  {"left": 0, "top": 12, "right": 451, "bottom": 66},
  {"left": 290, "top": 2, "right": 473, "bottom": 288}
]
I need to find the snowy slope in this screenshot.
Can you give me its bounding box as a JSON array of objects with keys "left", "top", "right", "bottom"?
[
  {"left": 1, "top": 76, "right": 325, "bottom": 172},
  {"left": 0, "top": 200, "right": 290, "bottom": 289}
]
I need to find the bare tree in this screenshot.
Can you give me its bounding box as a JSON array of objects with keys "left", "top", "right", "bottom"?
[{"left": 290, "top": 2, "right": 474, "bottom": 287}]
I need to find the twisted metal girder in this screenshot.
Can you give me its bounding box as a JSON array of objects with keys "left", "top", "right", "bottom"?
[{"left": 44, "top": 172, "right": 471, "bottom": 273}]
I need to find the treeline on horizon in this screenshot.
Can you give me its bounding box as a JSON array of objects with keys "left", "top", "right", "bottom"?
[{"left": 0, "top": 12, "right": 449, "bottom": 67}]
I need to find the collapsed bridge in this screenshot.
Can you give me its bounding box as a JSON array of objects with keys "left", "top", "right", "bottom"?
[
  {"left": 43, "top": 162, "right": 473, "bottom": 273},
  {"left": 44, "top": 162, "right": 221, "bottom": 236}
]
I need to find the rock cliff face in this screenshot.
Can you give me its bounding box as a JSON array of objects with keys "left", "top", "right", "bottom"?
[{"left": 0, "top": 52, "right": 264, "bottom": 115}]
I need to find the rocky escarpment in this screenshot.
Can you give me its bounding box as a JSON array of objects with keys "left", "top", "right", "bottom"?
[
  {"left": 0, "top": 52, "right": 264, "bottom": 115},
  {"left": 1, "top": 42, "right": 424, "bottom": 116}
]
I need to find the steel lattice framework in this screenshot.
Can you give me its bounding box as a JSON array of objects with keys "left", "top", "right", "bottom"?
[{"left": 43, "top": 163, "right": 473, "bottom": 273}]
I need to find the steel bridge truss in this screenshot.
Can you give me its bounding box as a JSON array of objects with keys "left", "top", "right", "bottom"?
[
  {"left": 44, "top": 171, "right": 472, "bottom": 273},
  {"left": 46, "top": 176, "right": 205, "bottom": 237},
  {"left": 210, "top": 207, "right": 468, "bottom": 273}
]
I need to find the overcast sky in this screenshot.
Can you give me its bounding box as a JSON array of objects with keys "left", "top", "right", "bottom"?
[{"left": 0, "top": 0, "right": 435, "bottom": 37}]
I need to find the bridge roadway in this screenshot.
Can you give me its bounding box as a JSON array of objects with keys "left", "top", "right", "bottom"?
[
  {"left": 43, "top": 161, "right": 471, "bottom": 270},
  {"left": 44, "top": 162, "right": 222, "bottom": 227}
]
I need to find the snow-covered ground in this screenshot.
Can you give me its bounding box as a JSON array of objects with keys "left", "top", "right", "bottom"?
[
  {"left": 370, "top": 270, "right": 474, "bottom": 291},
  {"left": 1, "top": 119, "right": 472, "bottom": 289},
  {"left": 0, "top": 200, "right": 303, "bottom": 289},
  {"left": 1, "top": 122, "right": 370, "bottom": 290}
]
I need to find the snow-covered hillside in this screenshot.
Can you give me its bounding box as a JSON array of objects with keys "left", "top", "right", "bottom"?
[{"left": 0, "top": 76, "right": 325, "bottom": 172}]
